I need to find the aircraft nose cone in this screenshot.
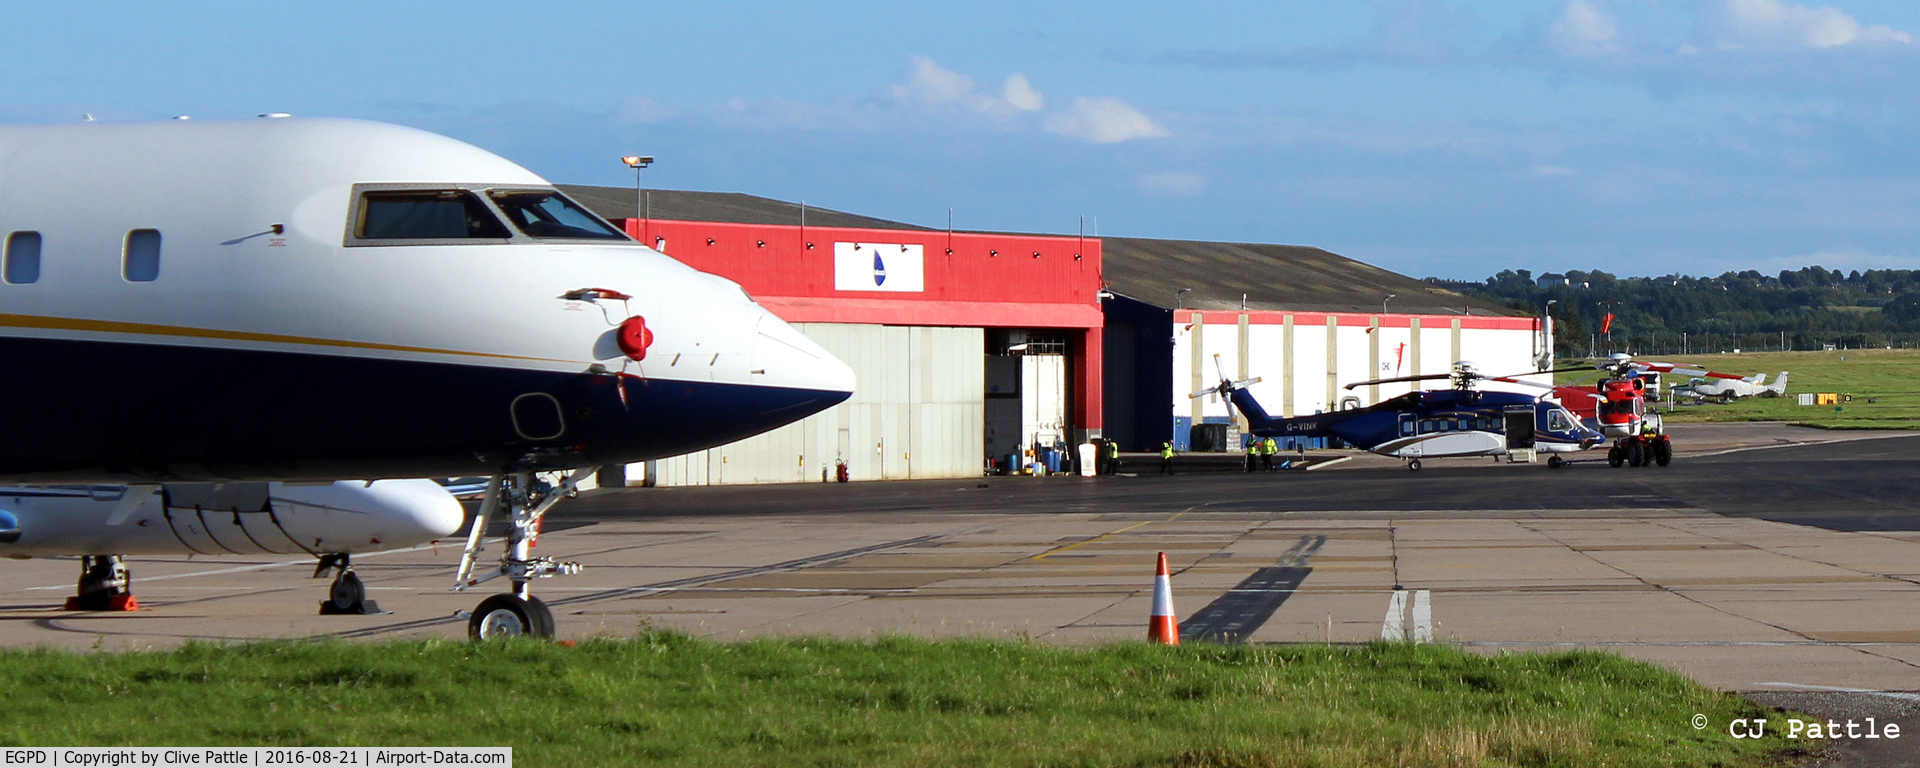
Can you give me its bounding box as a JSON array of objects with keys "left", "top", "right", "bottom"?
[
  {"left": 358, "top": 479, "right": 465, "bottom": 541},
  {"left": 755, "top": 315, "right": 856, "bottom": 396}
]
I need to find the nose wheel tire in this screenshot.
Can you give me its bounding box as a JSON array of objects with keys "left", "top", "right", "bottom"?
[
  {"left": 1407, "top": 459, "right": 1422, "bottom": 471},
  {"left": 1547, "top": 456, "right": 1564, "bottom": 468},
  {"left": 324, "top": 571, "right": 367, "bottom": 614},
  {"left": 469, "top": 594, "right": 556, "bottom": 640},
  {"left": 316, "top": 555, "right": 384, "bottom": 615}
]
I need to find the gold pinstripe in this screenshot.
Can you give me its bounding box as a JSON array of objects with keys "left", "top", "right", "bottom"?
[{"left": 0, "top": 312, "right": 574, "bottom": 364}]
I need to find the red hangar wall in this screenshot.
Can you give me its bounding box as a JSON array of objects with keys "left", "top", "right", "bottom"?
[{"left": 606, "top": 209, "right": 1105, "bottom": 486}]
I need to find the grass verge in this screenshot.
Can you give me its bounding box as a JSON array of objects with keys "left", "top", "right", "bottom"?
[
  {"left": 0, "top": 634, "right": 1811, "bottom": 767},
  {"left": 1561, "top": 348, "right": 1920, "bottom": 429}
]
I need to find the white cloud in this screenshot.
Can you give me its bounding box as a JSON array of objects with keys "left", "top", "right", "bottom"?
[
  {"left": 1138, "top": 172, "right": 1207, "bottom": 196},
  {"left": 1703, "top": 0, "right": 1912, "bottom": 50},
  {"left": 1043, "top": 97, "right": 1169, "bottom": 143},
  {"left": 891, "top": 56, "right": 991, "bottom": 109},
  {"left": 891, "top": 56, "right": 1046, "bottom": 115},
  {"left": 1549, "top": 1, "right": 1621, "bottom": 57},
  {"left": 616, "top": 96, "right": 674, "bottom": 123},
  {"left": 1003, "top": 74, "right": 1043, "bottom": 111}
]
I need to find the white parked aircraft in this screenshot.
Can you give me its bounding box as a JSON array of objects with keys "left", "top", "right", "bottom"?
[
  {"left": 0, "top": 117, "right": 856, "bottom": 637},
  {"left": 1674, "top": 371, "right": 1790, "bottom": 402},
  {"left": 0, "top": 481, "right": 461, "bottom": 613}
]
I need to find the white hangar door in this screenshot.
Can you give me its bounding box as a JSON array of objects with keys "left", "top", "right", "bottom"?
[{"left": 640, "top": 324, "right": 984, "bottom": 486}]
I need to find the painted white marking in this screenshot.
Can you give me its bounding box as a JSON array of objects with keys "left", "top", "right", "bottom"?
[
  {"left": 1381, "top": 589, "right": 1407, "bottom": 641},
  {"left": 1411, "top": 589, "right": 1433, "bottom": 642},
  {"left": 1689, "top": 431, "right": 1920, "bottom": 458},
  {"left": 1759, "top": 682, "right": 1920, "bottom": 703}
]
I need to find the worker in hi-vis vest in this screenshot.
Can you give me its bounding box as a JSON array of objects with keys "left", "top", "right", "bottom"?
[{"left": 1159, "top": 441, "right": 1175, "bottom": 475}]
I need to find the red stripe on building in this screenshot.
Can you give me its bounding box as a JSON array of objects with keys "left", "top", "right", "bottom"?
[{"left": 1174, "top": 310, "right": 1534, "bottom": 331}]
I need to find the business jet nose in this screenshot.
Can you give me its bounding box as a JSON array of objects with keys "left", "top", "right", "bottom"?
[
  {"left": 355, "top": 479, "right": 466, "bottom": 541},
  {"left": 755, "top": 314, "right": 856, "bottom": 396}
]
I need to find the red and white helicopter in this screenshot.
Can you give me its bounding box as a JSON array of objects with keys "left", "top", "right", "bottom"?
[{"left": 1494, "top": 353, "right": 1752, "bottom": 468}]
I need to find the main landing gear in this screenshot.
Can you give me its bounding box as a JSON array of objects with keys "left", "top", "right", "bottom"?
[
  {"left": 454, "top": 467, "right": 593, "bottom": 640},
  {"left": 1606, "top": 436, "right": 1673, "bottom": 468},
  {"left": 64, "top": 555, "right": 138, "bottom": 611},
  {"left": 315, "top": 553, "right": 384, "bottom": 615}
]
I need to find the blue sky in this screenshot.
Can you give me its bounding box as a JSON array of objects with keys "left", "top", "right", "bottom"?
[{"left": 10, "top": 1, "right": 1920, "bottom": 280}]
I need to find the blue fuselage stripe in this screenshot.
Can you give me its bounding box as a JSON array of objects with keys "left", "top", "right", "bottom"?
[{"left": 0, "top": 336, "right": 847, "bottom": 482}]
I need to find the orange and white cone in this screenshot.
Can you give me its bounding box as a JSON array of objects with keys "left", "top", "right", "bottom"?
[{"left": 1148, "top": 551, "right": 1179, "bottom": 645}]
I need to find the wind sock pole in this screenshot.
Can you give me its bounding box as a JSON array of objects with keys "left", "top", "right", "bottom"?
[{"left": 1149, "top": 551, "right": 1179, "bottom": 645}]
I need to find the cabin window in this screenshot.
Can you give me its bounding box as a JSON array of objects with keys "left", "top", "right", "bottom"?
[
  {"left": 356, "top": 191, "right": 509, "bottom": 240},
  {"left": 489, "top": 191, "right": 629, "bottom": 240},
  {"left": 4, "top": 231, "right": 40, "bottom": 284},
  {"left": 123, "top": 229, "right": 161, "bottom": 282}
]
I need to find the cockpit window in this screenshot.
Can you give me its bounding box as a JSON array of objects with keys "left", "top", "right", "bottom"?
[
  {"left": 1598, "top": 399, "right": 1637, "bottom": 418},
  {"left": 489, "top": 191, "right": 629, "bottom": 240},
  {"left": 1549, "top": 411, "right": 1574, "bottom": 432},
  {"left": 357, "top": 191, "right": 509, "bottom": 240}
]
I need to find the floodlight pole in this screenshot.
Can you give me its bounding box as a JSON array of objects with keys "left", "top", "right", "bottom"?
[{"left": 621, "top": 155, "right": 654, "bottom": 242}]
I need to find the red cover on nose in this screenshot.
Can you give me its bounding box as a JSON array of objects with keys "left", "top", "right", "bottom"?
[{"left": 616, "top": 316, "right": 653, "bottom": 360}]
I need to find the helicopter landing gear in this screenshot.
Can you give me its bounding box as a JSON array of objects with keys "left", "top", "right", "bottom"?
[
  {"left": 454, "top": 467, "right": 595, "bottom": 641},
  {"left": 1547, "top": 455, "right": 1564, "bottom": 469},
  {"left": 1407, "top": 459, "right": 1422, "bottom": 471}
]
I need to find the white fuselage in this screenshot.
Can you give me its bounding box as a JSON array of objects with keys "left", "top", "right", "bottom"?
[{"left": 0, "top": 118, "right": 854, "bottom": 482}]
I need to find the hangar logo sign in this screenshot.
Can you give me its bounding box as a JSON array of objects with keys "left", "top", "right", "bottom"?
[{"left": 834, "top": 242, "right": 924, "bottom": 292}]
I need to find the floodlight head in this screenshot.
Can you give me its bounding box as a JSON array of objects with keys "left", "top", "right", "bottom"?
[{"left": 621, "top": 155, "right": 654, "bottom": 168}]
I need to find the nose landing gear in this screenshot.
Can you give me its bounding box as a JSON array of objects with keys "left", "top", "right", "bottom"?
[
  {"left": 64, "top": 555, "right": 138, "bottom": 611},
  {"left": 454, "top": 467, "right": 592, "bottom": 640},
  {"left": 315, "top": 553, "right": 384, "bottom": 615}
]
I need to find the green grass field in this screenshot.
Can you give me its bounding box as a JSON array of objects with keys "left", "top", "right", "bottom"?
[
  {"left": 1560, "top": 348, "right": 1920, "bottom": 429},
  {"left": 0, "top": 635, "right": 1809, "bottom": 767}
]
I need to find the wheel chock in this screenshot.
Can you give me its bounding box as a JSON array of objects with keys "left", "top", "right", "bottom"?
[
  {"left": 318, "top": 599, "right": 385, "bottom": 615},
  {"left": 63, "top": 594, "right": 139, "bottom": 611}
]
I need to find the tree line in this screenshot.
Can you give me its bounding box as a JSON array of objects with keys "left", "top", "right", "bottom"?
[{"left": 1451, "top": 266, "right": 1920, "bottom": 355}]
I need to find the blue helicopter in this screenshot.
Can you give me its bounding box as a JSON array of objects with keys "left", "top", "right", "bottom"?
[{"left": 1195, "top": 356, "right": 1605, "bottom": 470}]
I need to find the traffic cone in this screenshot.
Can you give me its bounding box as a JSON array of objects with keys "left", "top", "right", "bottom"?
[{"left": 1148, "top": 551, "right": 1179, "bottom": 645}]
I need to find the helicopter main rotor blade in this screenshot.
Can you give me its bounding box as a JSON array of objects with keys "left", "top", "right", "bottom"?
[{"left": 1343, "top": 372, "right": 1453, "bottom": 390}]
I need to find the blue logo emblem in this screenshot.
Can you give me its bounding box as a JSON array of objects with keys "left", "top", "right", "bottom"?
[{"left": 872, "top": 251, "right": 887, "bottom": 286}]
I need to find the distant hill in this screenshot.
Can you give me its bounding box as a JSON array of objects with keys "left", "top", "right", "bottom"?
[{"left": 1441, "top": 267, "right": 1920, "bottom": 355}]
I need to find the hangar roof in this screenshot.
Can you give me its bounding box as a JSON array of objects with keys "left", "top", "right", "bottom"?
[
  {"left": 1099, "top": 237, "right": 1518, "bottom": 316},
  {"left": 558, "top": 185, "right": 932, "bottom": 232},
  {"left": 561, "top": 184, "right": 1520, "bottom": 317}
]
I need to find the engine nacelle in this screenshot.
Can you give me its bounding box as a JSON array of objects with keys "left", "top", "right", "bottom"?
[{"left": 0, "top": 480, "right": 463, "bottom": 557}]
